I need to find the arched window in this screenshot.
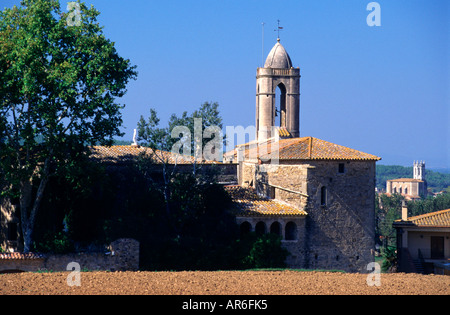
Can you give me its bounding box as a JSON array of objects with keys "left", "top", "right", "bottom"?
[
  {"left": 285, "top": 222, "right": 297, "bottom": 241},
  {"left": 240, "top": 222, "right": 251, "bottom": 237},
  {"left": 275, "top": 83, "right": 287, "bottom": 128},
  {"left": 404, "top": 187, "right": 408, "bottom": 195},
  {"left": 255, "top": 221, "right": 267, "bottom": 235},
  {"left": 270, "top": 221, "right": 281, "bottom": 237},
  {"left": 321, "top": 186, "right": 327, "bottom": 206}
]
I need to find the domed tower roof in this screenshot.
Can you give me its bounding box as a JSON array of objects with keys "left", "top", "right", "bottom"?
[{"left": 264, "top": 39, "right": 293, "bottom": 69}]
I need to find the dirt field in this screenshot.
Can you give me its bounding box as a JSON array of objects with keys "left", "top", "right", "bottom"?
[{"left": 0, "top": 270, "right": 449, "bottom": 295}]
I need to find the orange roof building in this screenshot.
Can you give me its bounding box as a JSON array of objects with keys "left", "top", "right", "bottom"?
[
  {"left": 394, "top": 208, "right": 450, "bottom": 274},
  {"left": 225, "top": 136, "right": 381, "bottom": 163},
  {"left": 219, "top": 38, "right": 383, "bottom": 272}
]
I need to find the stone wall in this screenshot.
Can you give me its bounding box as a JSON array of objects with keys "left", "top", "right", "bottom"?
[
  {"left": 0, "top": 238, "right": 139, "bottom": 273},
  {"left": 242, "top": 159, "right": 376, "bottom": 272},
  {"left": 303, "top": 160, "right": 376, "bottom": 272},
  {"left": 254, "top": 163, "right": 309, "bottom": 210}
]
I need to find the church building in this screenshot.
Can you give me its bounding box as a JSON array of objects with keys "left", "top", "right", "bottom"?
[
  {"left": 225, "top": 38, "right": 381, "bottom": 272},
  {"left": 386, "top": 161, "right": 427, "bottom": 200},
  {"left": 1, "top": 37, "right": 382, "bottom": 273}
]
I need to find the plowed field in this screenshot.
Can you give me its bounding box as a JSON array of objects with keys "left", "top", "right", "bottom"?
[{"left": 0, "top": 270, "right": 448, "bottom": 295}]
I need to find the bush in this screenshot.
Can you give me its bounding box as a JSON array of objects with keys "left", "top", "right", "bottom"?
[
  {"left": 36, "top": 231, "right": 74, "bottom": 254},
  {"left": 240, "top": 233, "right": 289, "bottom": 269}
]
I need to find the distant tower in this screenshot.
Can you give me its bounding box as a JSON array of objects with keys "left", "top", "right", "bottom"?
[
  {"left": 413, "top": 161, "right": 425, "bottom": 181},
  {"left": 256, "top": 38, "right": 300, "bottom": 142}
]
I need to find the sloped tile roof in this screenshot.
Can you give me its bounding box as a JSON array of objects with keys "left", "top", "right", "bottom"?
[
  {"left": 0, "top": 252, "right": 45, "bottom": 260},
  {"left": 224, "top": 185, "right": 307, "bottom": 217},
  {"left": 225, "top": 137, "right": 381, "bottom": 162},
  {"left": 398, "top": 209, "right": 450, "bottom": 227},
  {"left": 90, "top": 145, "right": 221, "bottom": 165},
  {"left": 387, "top": 178, "right": 424, "bottom": 183}
]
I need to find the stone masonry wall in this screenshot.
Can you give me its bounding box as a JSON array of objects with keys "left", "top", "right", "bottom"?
[
  {"left": 44, "top": 238, "right": 139, "bottom": 272},
  {"left": 247, "top": 160, "right": 376, "bottom": 272},
  {"left": 302, "top": 161, "right": 376, "bottom": 272},
  {"left": 0, "top": 238, "right": 139, "bottom": 273},
  {"left": 255, "top": 163, "right": 309, "bottom": 210}
]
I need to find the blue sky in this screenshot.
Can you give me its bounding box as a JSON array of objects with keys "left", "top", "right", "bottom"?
[{"left": 3, "top": 0, "right": 450, "bottom": 168}]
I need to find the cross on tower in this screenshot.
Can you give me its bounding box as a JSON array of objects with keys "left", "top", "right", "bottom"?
[{"left": 274, "top": 19, "right": 283, "bottom": 39}]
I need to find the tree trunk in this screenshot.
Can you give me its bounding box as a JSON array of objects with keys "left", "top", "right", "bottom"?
[
  {"left": 162, "top": 163, "right": 171, "bottom": 216},
  {"left": 20, "top": 180, "right": 33, "bottom": 252},
  {"left": 20, "top": 157, "right": 51, "bottom": 253}
]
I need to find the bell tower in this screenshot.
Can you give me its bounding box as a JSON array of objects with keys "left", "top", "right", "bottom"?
[
  {"left": 256, "top": 38, "right": 300, "bottom": 142},
  {"left": 413, "top": 160, "right": 425, "bottom": 181}
]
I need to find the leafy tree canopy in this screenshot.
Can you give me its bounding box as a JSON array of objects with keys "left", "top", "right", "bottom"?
[{"left": 0, "top": 0, "right": 137, "bottom": 251}]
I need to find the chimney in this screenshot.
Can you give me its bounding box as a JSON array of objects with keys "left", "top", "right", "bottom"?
[
  {"left": 401, "top": 200, "right": 408, "bottom": 221},
  {"left": 237, "top": 145, "right": 244, "bottom": 163},
  {"left": 131, "top": 129, "right": 139, "bottom": 147}
]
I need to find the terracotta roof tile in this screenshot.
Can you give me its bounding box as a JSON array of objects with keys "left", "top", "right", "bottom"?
[
  {"left": 277, "top": 127, "right": 292, "bottom": 138},
  {"left": 226, "top": 137, "right": 381, "bottom": 162},
  {"left": 90, "top": 145, "right": 222, "bottom": 165},
  {"left": 387, "top": 178, "right": 424, "bottom": 183},
  {"left": 224, "top": 185, "right": 307, "bottom": 217},
  {"left": 398, "top": 209, "right": 450, "bottom": 227},
  {"left": 0, "top": 252, "right": 45, "bottom": 260}
]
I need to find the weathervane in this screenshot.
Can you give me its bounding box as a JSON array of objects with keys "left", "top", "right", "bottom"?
[{"left": 274, "top": 19, "right": 283, "bottom": 40}]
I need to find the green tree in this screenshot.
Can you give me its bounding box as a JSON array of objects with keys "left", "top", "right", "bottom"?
[
  {"left": 168, "top": 102, "right": 225, "bottom": 160},
  {"left": 136, "top": 103, "right": 224, "bottom": 215},
  {"left": 136, "top": 108, "right": 177, "bottom": 216},
  {"left": 408, "top": 193, "right": 450, "bottom": 217},
  {"left": 375, "top": 193, "right": 403, "bottom": 247},
  {"left": 0, "top": 0, "right": 137, "bottom": 252}
]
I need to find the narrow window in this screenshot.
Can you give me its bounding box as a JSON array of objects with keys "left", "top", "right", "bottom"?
[
  {"left": 321, "top": 186, "right": 327, "bottom": 206},
  {"left": 269, "top": 186, "right": 275, "bottom": 199},
  {"left": 338, "top": 163, "right": 345, "bottom": 173}
]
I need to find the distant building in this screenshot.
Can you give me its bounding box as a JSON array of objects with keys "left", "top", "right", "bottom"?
[
  {"left": 386, "top": 161, "right": 427, "bottom": 200},
  {"left": 393, "top": 204, "right": 450, "bottom": 275}
]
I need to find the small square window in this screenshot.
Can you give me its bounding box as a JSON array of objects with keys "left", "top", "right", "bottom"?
[{"left": 338, "top": 163, "right": 345, "bottom": 173}]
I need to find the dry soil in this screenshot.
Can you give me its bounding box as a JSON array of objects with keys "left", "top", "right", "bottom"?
[{"left": 0, "top": 270, "right": 449, "bottom": 295}]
